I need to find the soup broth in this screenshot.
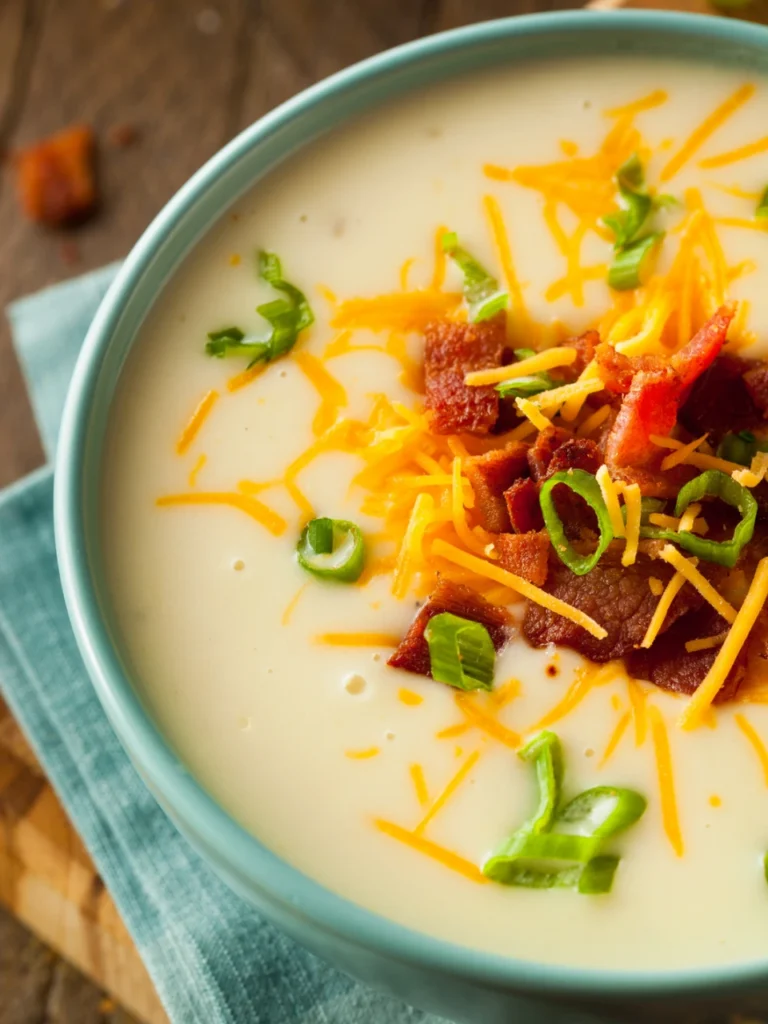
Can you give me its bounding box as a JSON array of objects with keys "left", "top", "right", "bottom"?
[{"left": 103, "top": 56, "right": 768, "bottom": 969}]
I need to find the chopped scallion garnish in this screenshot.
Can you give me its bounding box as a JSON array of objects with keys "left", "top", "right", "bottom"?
[
  {"left": 206, "top": 251, "right": 314, "bottom": 367},
  {"left": 513, "top": 347, "right": 537, "bottom": 361},
  {"left": 483, "top": 731, "right": 645, "bottom": 894},
  {"left": 607, "top": 232, "right": 664, "bottom": 291},
  {"left": 296, "top": 518, "right": 365, "bottom": 582},
  {"left": 496, "top": 373, "right": 558, "bottom": 399},
  {"left": 424, "top": 612, "right": 495, "bottom": 692},
  {"left": 757, "top": 185, "right": 768, "bottom": 220},
  {"left": 539, "top": 469, "right": 614, "bottom": 575},
  {"left": 717, "top": 430, "right": 768, "bottom": 466},
  {"left": 602, "top": 154, "right": 653, "bottom": 250},
  {"left": 442, "top": 231, "right": 509, "bottom": 322}
]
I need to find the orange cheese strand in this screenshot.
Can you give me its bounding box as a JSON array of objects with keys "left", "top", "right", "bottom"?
[
  {"left": 281, "top": 583, "right": 308, "bottom": 627},
  {"left": 409, "top": 763, "right": 430, "bottom": 806},
  {"left": 345, "top": 747, "right": 380, "bottom": 760},
  {"left": 734, "top": 714, "right": 768, "bottom": 787},
  {"left": 314, "top": 632, "right": 400, "bottom": 647},
  {"left": 430, "top": 224, "right": 449, "bottom": 289},
  {"left": 604, "top": 89, "right": 669, "bottom": 119},
  {"left": 227, "top": 363, "right": 266, "bottom": 393},
  {"left": 660, "top": 83, "right": 756, "bottom": 182},
  {"left": 399, "top": 257, "right": 416, "bottom": 291},
  {"left": 455, "top": 694, "right": 521, "bottom": 750},
  {"left": 374, "top": 819, "right": 487, "bottom": 884},
  {"left": 399, "top": 688, "right": 424, "bottom": 707},
  {"left": 627, "top": 678, "right": 649, "bottom": 747},
  {"left": 699, "top": 135, "right": 768, "bottom": 169},
  {"left": 187, "top": 453, "right": 207, "bottom": 488},
  {"left": 294, "top": 350, "right": 348, "bottom": 436},
  {"left": 435, "top": 722, "right": 471, "bottom": 740},
  {"left": 414, "top": 750, "right": 480, "bottom": 836},
  {"left": 482, "top": 193, "right": 530, "bottom": 334},
  {"left": 598, "top": 712, "right": 631, "bottom": 768},
  {"left": 156, "top": 491, "right": 286, "bottom": 536},
  {"left": 649, "top": 705, "right": 684, "bottom": 857},
  {"left": 525, "top": 662, "right": 620, "bottom": 733},
  {"left": 175, "top": 389, "right": 219, "bottom": 455},
  {"left": 330, "top": 290, "right": 461, "bottom": 333}
]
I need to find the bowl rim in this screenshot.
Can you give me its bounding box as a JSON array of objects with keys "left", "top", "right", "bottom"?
[{"left": 55, "top": 8, "right": 768, "bottom": 1002}]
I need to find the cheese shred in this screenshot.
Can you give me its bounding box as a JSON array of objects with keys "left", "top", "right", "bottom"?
[
  {"left": 641, "top": 570, "right": 687, "bottom": 648},
  {"left": 649, "top": 705, "right": 685, "bottom": 857},
  {"left": 374, "top": 818, "right": 487, "bottom": 884},
  {"left": 659, "top": 545, "right": 737, "bottom": 625}
]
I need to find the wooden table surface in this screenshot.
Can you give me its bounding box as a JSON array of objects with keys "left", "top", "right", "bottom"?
[{"left": 0, "top": 0, "right": 749, "bottom": 1022}]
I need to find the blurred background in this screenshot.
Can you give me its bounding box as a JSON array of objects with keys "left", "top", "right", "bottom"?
[{"left": 0, "top": 1, "right": 757, "bottom": 1022}]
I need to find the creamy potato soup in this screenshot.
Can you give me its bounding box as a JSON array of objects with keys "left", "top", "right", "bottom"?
[{"left": 103, "top": 57, "right": 768, "bottom": 970}]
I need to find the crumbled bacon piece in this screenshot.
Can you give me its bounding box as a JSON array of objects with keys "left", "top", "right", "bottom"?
[
  {"left": 570, "top": 329, "right": 600, "bottom": 375},
  {"left": 611, "top": 463, "right": 695, "bottom": 500},
  {"left": 680, "top": 355, "right": 761, "bottom": 441},
  {"left": 743, "top": 364, "right": 768, "bottom": 419},
  {"left": 465, "top": 442, "right": 529, "bottom": 533},
  {"left": 545, "top": 437, "right": 602, "bottom": 479},
  {"left": 604, "top": 306, "right": 734, "bottom": 468},
  {"left": 595, "top": 343, "right": 637, "bottom": 395},
  {"left": 495, "top": 531, "right": 550, "bottom": 586},
  {"left": 504, "top": 477, "right": 543, "bottom": 533},
  {"left": 627, "top": 606, "right": 744, "bottom": 703},
  {"left": 424, "top": 318, "right": 506, "bottom": 435},
  {"left": 388, "top": 579, "right": 513, "bottom": 678},
  {"left": 15, "top": 124, "right": 97, "bottom": 227},
  {"left": 522, "top": 553, "right": 702, "bottom": 662},
  {"left": 526, "top": 426, "right": 572, "bottom": 481}
]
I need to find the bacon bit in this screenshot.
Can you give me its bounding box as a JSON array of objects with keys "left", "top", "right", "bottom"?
[
  {"left": 495, "top": 531, "right": 549, "bottom": 587},
  {"left": 156, "top": 491, "right": 286, "bottom": 536},
  {"left": 464, "top": 443, "right": 529, "bottom": 532},
  {"left": 605, "top": 306, "right": 733, "bottom": 467},
  {"left": 15, "top": 124, "right": 97, "bottom": 227},
  {"left": 504, "top": 478, "right": 544, "bottom": 534},
  {"left": 388, "top": 578, "right": 512, "bottom": 678},
  {"left": 345, "top": 746, "right": 380, "bottom": 760},
  {"left": 175, "top": 389, "right": 219, "bottom": 455},
  {"left": 598, "top": 711, "right": 631, "bottom": 768},
  {"left": 413, "top": 750, "right": 480, "bottom": 835},
  {"left": 409, "top": 763, "right": 430, "bottom": 805},
  {"left": 424, "top": 318, "right": 506, "bottom": 435},
  {"left": 374, "top": 818, "right": 487, "bottom": 884},
  {"left": 316, "top": 632, "right": 400, "bottom": 647},
  {"left": 649, "top": 706, "right": 684, "bottom": 857}
]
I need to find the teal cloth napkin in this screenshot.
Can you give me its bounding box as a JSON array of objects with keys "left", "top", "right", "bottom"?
[{"left": 0, "top": 267, "right": 448, "bottom": 1024}]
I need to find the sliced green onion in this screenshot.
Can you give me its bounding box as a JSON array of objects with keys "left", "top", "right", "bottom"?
[
  {"left": 206, "top": 250, "right": 314, "bottom": 366},
  {"left": 442, "top": 231, "right": 509, "bottom": 322},
  {"left": 717, "top": 430, "right": 768, "bottom": 467},
  {"left": 307, "top": 517, "right": 333, "bottom": 555},
  {"left": 539, "top": 469, "right": 614, "bottom": 576},
  {"left": 608, "top": 233, "right": 664, "bottom": 291},
  {"left": 578, "top": 855, "right": 620, "bottom": 895},
  {"left": 484, "top": 730, "right": 646, "bottom": 894},
  {"left": 757, "top": 185, "right": 768, "bottom": 220},
  {"left": 640, "top": 496, "right": 666, "bottom": 524},
  {"left": 424, "top": 612, "right": 495, "bottom": 692},
  {"left": 514, "top": 347, "right": 537, "bottom": 361},
  {"left": 602, "top": 154, "right": 652, "bottom": 250},
  {"left": 296, "top": 518, "right": 365, "bottom": 582},
  {"left": 640, "top": 470, "right": 757, "bottom": 568},
  {"left": 555, "top": 787, "right": 647, "bottom": 839},
  {"left": 763, "top": 851, "right": 768, "bottom": 884},
  {"left": 519, "top": 730, "right": 563, "bottom": 834},
  {"left": 496, "top": 373, "right": 558, "bottom": 399}
]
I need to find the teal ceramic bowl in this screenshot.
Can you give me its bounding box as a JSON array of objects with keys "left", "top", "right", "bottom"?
[{"left": 55, "top": 11, "right": 768, "bottom": 1022}]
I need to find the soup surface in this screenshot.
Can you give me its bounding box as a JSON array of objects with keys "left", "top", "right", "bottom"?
[{"left": 103, "top": 56, "right": 768, "bottom": 969}]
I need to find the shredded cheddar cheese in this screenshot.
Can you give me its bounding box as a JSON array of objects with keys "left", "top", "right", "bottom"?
[
  {"left": 699, "top": 135, "right": 768, "bottom": 170},
  {"left": 660, "top": 83, "right": 756, "bottom": 182},
  {"left": 659, "top": 546, "right": 737, "bottom": 624},
  {"left": 526, "top": 376, "right": 605, "bottom": 410},
  {"left": 604, "top": 89, "right": 669, "bottom": 119},
  {"left": 515, "top": 397, "right": 552, "bottom": 432},
  {"left": 281, "top": 583, "right": 308, "bottom": 627},
  {"left": 735, "top": 714, "right": 768, "bottom": 786},
  {"left": 187, "top": 453, "right": 207, "bottom": 488},
  {"left": 677, "top": 502, "right": 702, "bottom": 534},
  {"left": 627, "top": 678, "right": 649, "bottom": 746},
  {"left": 733, "top": 451, "right": 768, "bottom": 488},
  {"left": 596, "top": 465, "right": 626, "bottom": 539},
  {"left": 374, "top": 819, "right": 487, "bottom": 884},
  {"left": 680, "top": 558, "right": 768, "bottom": 728},
  {"left": 685, "top": 632, "right": 728, "bottom": 653},
  {"left": 345, "top": 747, "right": 381, "bottom": 760},
  {"left": 315, "top": 632, "right": 401, "bottom": 647},
  {"left": 294, "top": 351, "right": 347, "bottom": 435},
  {"left": 432, "top": 539, "right": 608, "bottom": 639},
  {"left": 227, "top": 363, "right": 265, "bottom": 393},
  {"left": 156, "top": 491, "right": 286, "bottom": 536},
  {"left": 524, "top": 662, "right": 621, "bottom": 733},
  {"left": 660, "top": 434, "right": 709, "bottom": 472},
  {"left": 649, "top": 435, "right": 744, "bottom": 475},
  {"left": 464, "top": 347, "right": 577, "bottom": 387},
  {"left": 399, "top": 688, "right": 424, "bottom": 707},
  {"left": 649, "top": 576, "right": 665, "bottom": 597},
  {"left": 331, "top": 290, "right": 461, "bottom": 333},
  {"left": 393, "top": 492, "right": 435, "bottom": 598},
  {"left": 649, "top": 705, "right": 684, "bottom": 857},
  {"left": 621, "top": 483, "right": 642, "bottom": 567},
  {"left": 414, "top": 750, "right": 480, "bottom": 836},
  {"left": 598, "top": 711, "right": 631, "bottom": 768},
  {"left": 175, "top": 389, "right": 219, "bottom": 455},
  {"left": 576, "top": 403, "right": 611, "bottom": 438},
  {"left": 641, "top": 570, "right": 687, "bottom": 649},
  {"left": 455, "top": 693, "right": 521, "bottom": 749},
  {"left": 409, "top": 764, "right": 430, "bottom": 805}
]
